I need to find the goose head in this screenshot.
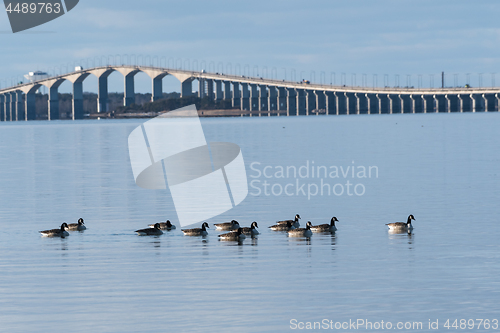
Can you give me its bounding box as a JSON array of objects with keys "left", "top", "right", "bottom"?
[
  {"left": 153, "top": 223, "right": 161, "bottom": 229},
  {"left": 166, "top": 220, "right": 173, "bottom": 227},
  {"left": 78, "top": 218, "right": 84, "bottom": 225},
  {"left": 331, "top": 217, "right": 339, "bottom": 225},
  {"left": 61, "top": 223, "right": 69, "bottom": 231},
  {"left": 305, "top": 221, "right": 313, "bottom": 229},
  {"left": 407, "top": 215, "right": 416, "bottom": 223},
  {"left": 201, "top": 222, "right": 210, "bottom": 230},
  {"left": 231, "top": 220, "right": 239, "bottom": 226},
  {"left": 251, "top": 221, "right": 258, "bottom": 229},
  {"left": 295, "top": 214, "right": 301, "bottom": 221}
]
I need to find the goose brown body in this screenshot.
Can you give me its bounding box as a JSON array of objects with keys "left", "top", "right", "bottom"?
[
  {"left": 288, "top": 221, "right": 313, "bottom": 237},
  {"left": 67, "top": 218, "right": 86, "bottom": 231},
  {"left": 276, "top": 214, "right": 301, "bottom": 228},
  {"left": 149, "top": 220, "right": 176, "bottom": 230},
  {"left": 240, "top": 222, "right": 259, "bottom": 236},
  {"left": 136, "top": 223, "right": 163, "bottom": 236},
  {"left": 269, "top": 221, "right": 295, "bottom": 231},
  {"left": 218, "top": 228, "right": 246, "bottom": 241},
  {"left": 182, "top": 222, "right": 210, "bottom": 236},
  {"left": 311, "top": 217, "right": 338, "bottom": 233},
  {"left": 214, "top": 220, "right": 240, "bottom": 231},
  {"left": 386, "top": 215, "right": 415, "bottom": 231},
  {"left": 40, "top": 223, "right": 70, "bottom": 238}
]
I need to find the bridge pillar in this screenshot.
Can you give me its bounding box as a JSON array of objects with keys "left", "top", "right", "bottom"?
[
  {"left": 286, "top": 88, "right": 297, "bottom": 116},
  {"left": 277, "top": 87, "right": 287, "bottom": 115},
  {"left": 365, "top": 94, "right": 372, "bottom": 114},
  {"left": 4, "top": 93, "right": 11, "bottom": 121},
  {"left": 411, "top": 94, "right": 423, "bottom": 113},
  {"left": 355, "top": 92, "right": 368, "bottom": 114},
  {"left": 369, "top": 93, "right": 379, "bottom": 114},
  {"left": 72, "top": 81, "right": 84, "bottom": 119},
  {"left": 268, "top": 86, "right": 277, "bottom": 113},
  {"left": 334, "top": 92, "right": 345, "bottom": 115},
  {"left": 198, "top": 79, "right": 205, "bottom": 98},
  {"left": 296, "top": 89, "right": 306, "bottom": 115},
  {"left": 400, "top": 94, "right": 412, "bottom": 113},
  {"left": 64, "top": 73, "right": 90, "bottom": 119},
  {"left": 483, "top": 94, "right": 495, "bottom": 112},
  {"left": 232, "top": 82, "right": 240, "bottom": 108},
  {"left": 152, "top": 77, "right": 163, "bottom": 102},
  {"left": 224, "top": 81, "right": 231, "bottom": 100},
  {"left": 422, "top": 95, "right": 433, "bottom": 113},
  {"left": 387, "top": 94, "right": 395, "bottom": 114},
  {"left": 376, "top": 94, "right": 387, "bottom": 114},
  {"left": 249, "top": 84, "right": 258, "bottom": 112},
  {"left": 445, "top": 94, "right": 459, "bottom": 112},
  {"left": 98, "top": 72, "right": 112, "bottom": 113},
  {"left": 314, "top": 90, "right": 325, "bottom": 115},
  {"left": 459, "top": 94, "right": 472, "bottom": 112},
  {"left": 375, "top": 94, "right": 381, "bottom": 114},
  {"left": 206, "top": 79, "right": 214, "bottom": 100},
  {"left": 48, "top": 86, "right": 60, "bottom": 120},
  {"left": 181, "top": 79, "right": 193, "bottom": 97},
  {"left": 345, "top": 92, "right": 356, "bottom": 115},
  {"left": 259, "top": 85, "right": 268, "bottom": 115},
  {"left": 10, "top": 92, "right": 17, "bottom": 120},
  {"left": 8, "top": 92, "right": 15, "bottom": 120},
  {"left": 444, "top": 95, "right": 451, "bottom": 112},
  {"left": 470, "top": 94, "right": 485, "bottom": 112},
  {"left": 240, "top": 83, "right": 249, "bottom": 110},
  {"left": 305, "top": 90, "right": 315, "bottom": 115},
  {"left": 324, "top": 91, "right": 334, "bottom": 115},
  {"left": 25, "top": 91, "right": 36, "bottom": 120},
  {"left": 434, "top": 95, "right": 446, "bottom": 112},
  {"left": 0, "top": 95, "right": 3, "bottom": 121},
  {"left": 123, "top": 71, "right": 137, "bottom": 106},
  {"left": 15, "top": 91, "right": 23, "bottom": 121},
  {"left": 496, "top": 93, "right": 500, "bottom": 111},
  {"left": 215, "top": 80, "right": 223, "bottom": 100},
  {"left": 87, "top": 68, "right": 115, "bottom": 113}
]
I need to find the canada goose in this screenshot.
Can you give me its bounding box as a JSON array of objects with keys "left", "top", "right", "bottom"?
[
  {"left": 311, "top": 217, "right": 338, "bottom": 233},
  {"left": 218, "top": 228, "right": 246, "bottom": 241},
  {"left": 276, "top": 214, "right": 301, "bottom": 228},
  {"left": 148, "top": 220, "right": 176, "bottom": 230},
  {"left": 288, "top": 221, "right": 313, "bottom": 238},
  {"left": 40, "top": 223, "right": 70, "bottom": 238},
  {"left": 269, "top": 221, "right": 295, "bottom": 231},
  {"left": 67, "top": 218, "right": 86, "bottom": 231},
  {"left": 136, "top": 223, "right": 163, "bottom": 236},
  {"left": 240, "top": 222, "right": 259, "bottom": 236},
  {"left": 386, "top": 215, "right": 415, "bottom": 231},
  {"left": 213, "top": 220, "right": 240, "bottom": 231},
  {"left": 182, "top": 222, "right": 209, "bottom": 236}
]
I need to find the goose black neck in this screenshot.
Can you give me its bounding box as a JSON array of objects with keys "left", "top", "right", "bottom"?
[{"left": 407, "top": 216, "right": 412, "bottom": 224}]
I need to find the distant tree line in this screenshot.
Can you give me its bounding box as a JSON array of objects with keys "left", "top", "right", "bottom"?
[{"left": 30, "top": 92, "right": 233, "bottom": 119}]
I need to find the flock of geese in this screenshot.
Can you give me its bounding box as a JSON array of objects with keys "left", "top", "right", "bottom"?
[{"left": 39, "top": 214, "right": 416, "bottom": 240}]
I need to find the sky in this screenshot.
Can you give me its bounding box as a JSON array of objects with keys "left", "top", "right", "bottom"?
[{"left": 1, "top": 0, "right": 500, "bottom": 93}]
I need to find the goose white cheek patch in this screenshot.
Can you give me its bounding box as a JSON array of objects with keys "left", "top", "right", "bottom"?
[{"left": 128, "top": 105, "right": 248, "bottom": 227}]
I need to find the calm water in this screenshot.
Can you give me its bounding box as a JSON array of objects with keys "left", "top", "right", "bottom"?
[{"left": 0, "top": 113, "right": 499, "bottom": 332}]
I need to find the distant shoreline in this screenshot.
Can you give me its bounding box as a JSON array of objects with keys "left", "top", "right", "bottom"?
[{"left": 85, "top": 109, "right": 326, "bottom": 119}]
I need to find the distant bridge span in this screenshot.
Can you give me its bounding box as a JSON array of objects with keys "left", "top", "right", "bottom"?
[{"left": 1, "top": 65, "right": 500, "bottom": 120}]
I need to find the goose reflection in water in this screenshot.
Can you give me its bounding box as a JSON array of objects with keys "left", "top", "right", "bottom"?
[{"left": 388, "top": 229, "right": 414, "bottom": 249}]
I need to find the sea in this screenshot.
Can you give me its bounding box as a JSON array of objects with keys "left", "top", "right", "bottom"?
[{"left": 0, "top": 112, "right": 499, "bottom": 332}]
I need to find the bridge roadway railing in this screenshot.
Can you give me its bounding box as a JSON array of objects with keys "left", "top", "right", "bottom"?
[{"left": 1, "top": 65, "right": 500, "bottom": 121}]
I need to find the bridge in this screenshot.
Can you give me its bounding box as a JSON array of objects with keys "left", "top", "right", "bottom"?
[{"left": 1, "top": 65, "right": 500, "bottom": 121}]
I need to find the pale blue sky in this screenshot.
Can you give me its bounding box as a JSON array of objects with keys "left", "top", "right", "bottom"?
[{"left": 1, "top": 0, "right": 500, "bottom": 93}]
